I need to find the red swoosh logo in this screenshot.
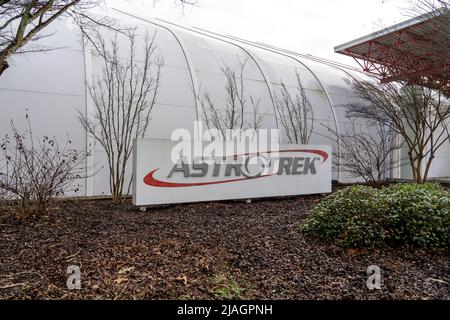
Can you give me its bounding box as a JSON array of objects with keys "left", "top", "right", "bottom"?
[
  {"left": 233, "top": 149, "right": 328, "bottom": 163},
  {"left": 144, "top": 169, "right": 273, "bottom": 187},
  {"left": 143, "top": 149, "right": 328, "bottom": 188}
]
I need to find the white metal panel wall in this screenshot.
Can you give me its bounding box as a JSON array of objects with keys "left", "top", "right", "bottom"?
[
  {"left": 178, "top": 33, "right": 339, "bottom": 150},
  {"left": 293, "top": 58, "right": 385, "bottom": 182},
  {"left": 220, "top": 44, "right": 340, "bottom": 179},
  {"left": 0, "top": 18, "right": 89, "bottom": 196},
  {"left": 426, "top": 138, "right": 450, "bottom": 178},
  {"left": 172, "top": 28, "right": 277, "bottom": 133}
]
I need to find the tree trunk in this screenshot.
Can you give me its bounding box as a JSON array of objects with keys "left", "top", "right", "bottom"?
[
  {"left": 413, "top": 160, "right": 423, "bottom": 183},
  {"left": 0, "top": 59, "right": 9, "bottom": 77},
  {"left": 423, "top": 154, "right": 435, "bottom": 183},
  {"left": 408, "top": 152, "right": 417, "bottom": 182},
  {"left": 112, "top": 188, "right": 122, "bottom": 204}
]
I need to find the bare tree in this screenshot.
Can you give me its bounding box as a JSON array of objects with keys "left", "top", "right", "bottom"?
[
  {"left": 0, "top": 114, "right": 87, "bottom": 216},
  {"left": 198, "top": 57, "right": 265, "bottom": 139},
  {"left": 0, "top": 1, "right": 96, "bottom": 76},
  {"left": 330, "top": 121, "right": 400, "bottom": 184},
  {"left": 0, "top": 0, "right": 195, "bottom": 77},
  {"left": 78, "top": 29, "right": 163, "bottom": 203},
  {"left": 345, "top": 78, "right": 450, "bottom": 183},
  {"left": 274, "top": 72, "right": 314, "bottom": 144}
]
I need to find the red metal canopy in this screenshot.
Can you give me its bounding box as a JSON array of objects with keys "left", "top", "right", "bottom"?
[{"left": 335, "top": 9, "right": 450, "bottom": 95}]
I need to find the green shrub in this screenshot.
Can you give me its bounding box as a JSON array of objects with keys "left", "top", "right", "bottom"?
[
  {"left": 300, "top": 183, "right": 450, "bottom": 249},
  {"left": 300, "top": 185, "right": 392, "bottom": 247},
  {"left": 382, "top": 183, "right": 450, "bottom": 248}
]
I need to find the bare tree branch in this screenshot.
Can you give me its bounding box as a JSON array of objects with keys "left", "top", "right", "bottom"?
[
  {"left": 198, "top": 56, "right": 266, "bottom": 139},
  {"left": 0, "top": 0, "right": 194, "bottom": 76},
  {"left": 273, "top": 72, "right": 314, "bottom": 144},
  {"left": 344, "top": 77, "right": 450, "bottom": 183},
  {"left": 327, "top": 120, "right": 401, "bottom": 184}
]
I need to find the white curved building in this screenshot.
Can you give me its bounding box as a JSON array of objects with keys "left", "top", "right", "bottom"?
[{"left": 0, "top": 9, "right": 387, "bottom": 197}]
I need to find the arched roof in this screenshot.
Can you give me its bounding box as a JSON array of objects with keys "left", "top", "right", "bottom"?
[
  {"left": 108, "top": 9, "right": 373, "bottom": 181},
  {"left": 0, "top": 9, "right": 376, "bottom": 193}
]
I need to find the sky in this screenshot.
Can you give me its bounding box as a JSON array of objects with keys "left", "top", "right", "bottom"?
[{"left": 103, "top": 0, "right": 413, "bottom": 67}]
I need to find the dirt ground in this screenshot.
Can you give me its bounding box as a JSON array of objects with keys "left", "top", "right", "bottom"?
[{"left": 0, "top": 195, "right": 449, "bottom": 300}]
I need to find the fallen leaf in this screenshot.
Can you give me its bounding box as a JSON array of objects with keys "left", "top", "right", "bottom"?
[
  {"left": 175, "top": 275, "right": 188, "bottom": 286},
  {"left": 118, "top": 266, "right": 135, "bottom": 275},
  {"left": 114, "top": 276, "right": 128, "bottom": 285}
]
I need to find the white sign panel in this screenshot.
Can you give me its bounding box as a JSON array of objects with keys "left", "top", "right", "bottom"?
[{"left": 132, "top": 139, "right": 332, "bottom": 206}]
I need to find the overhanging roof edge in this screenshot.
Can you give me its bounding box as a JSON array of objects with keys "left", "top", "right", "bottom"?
[{"left": 334, "top": 8, "right": 444, "bottom": 53}]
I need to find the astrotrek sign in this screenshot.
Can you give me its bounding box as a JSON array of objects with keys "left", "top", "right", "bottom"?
[{"left": 132, "top": 138, "right": 331, "bottom": 206}]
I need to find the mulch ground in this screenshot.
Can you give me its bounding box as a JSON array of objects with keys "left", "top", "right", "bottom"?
[{"left": 0, "top": 195, "right": 449, "bottom": 300}]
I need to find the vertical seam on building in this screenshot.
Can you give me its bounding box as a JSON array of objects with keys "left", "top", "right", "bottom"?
[{"left": 82, "top": 32, "right": 95, "bottom": 196}]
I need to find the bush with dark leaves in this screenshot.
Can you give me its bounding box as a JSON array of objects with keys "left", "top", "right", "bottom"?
[{"left": 300, "top": 183, "right": 450, "bottom": 249}]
